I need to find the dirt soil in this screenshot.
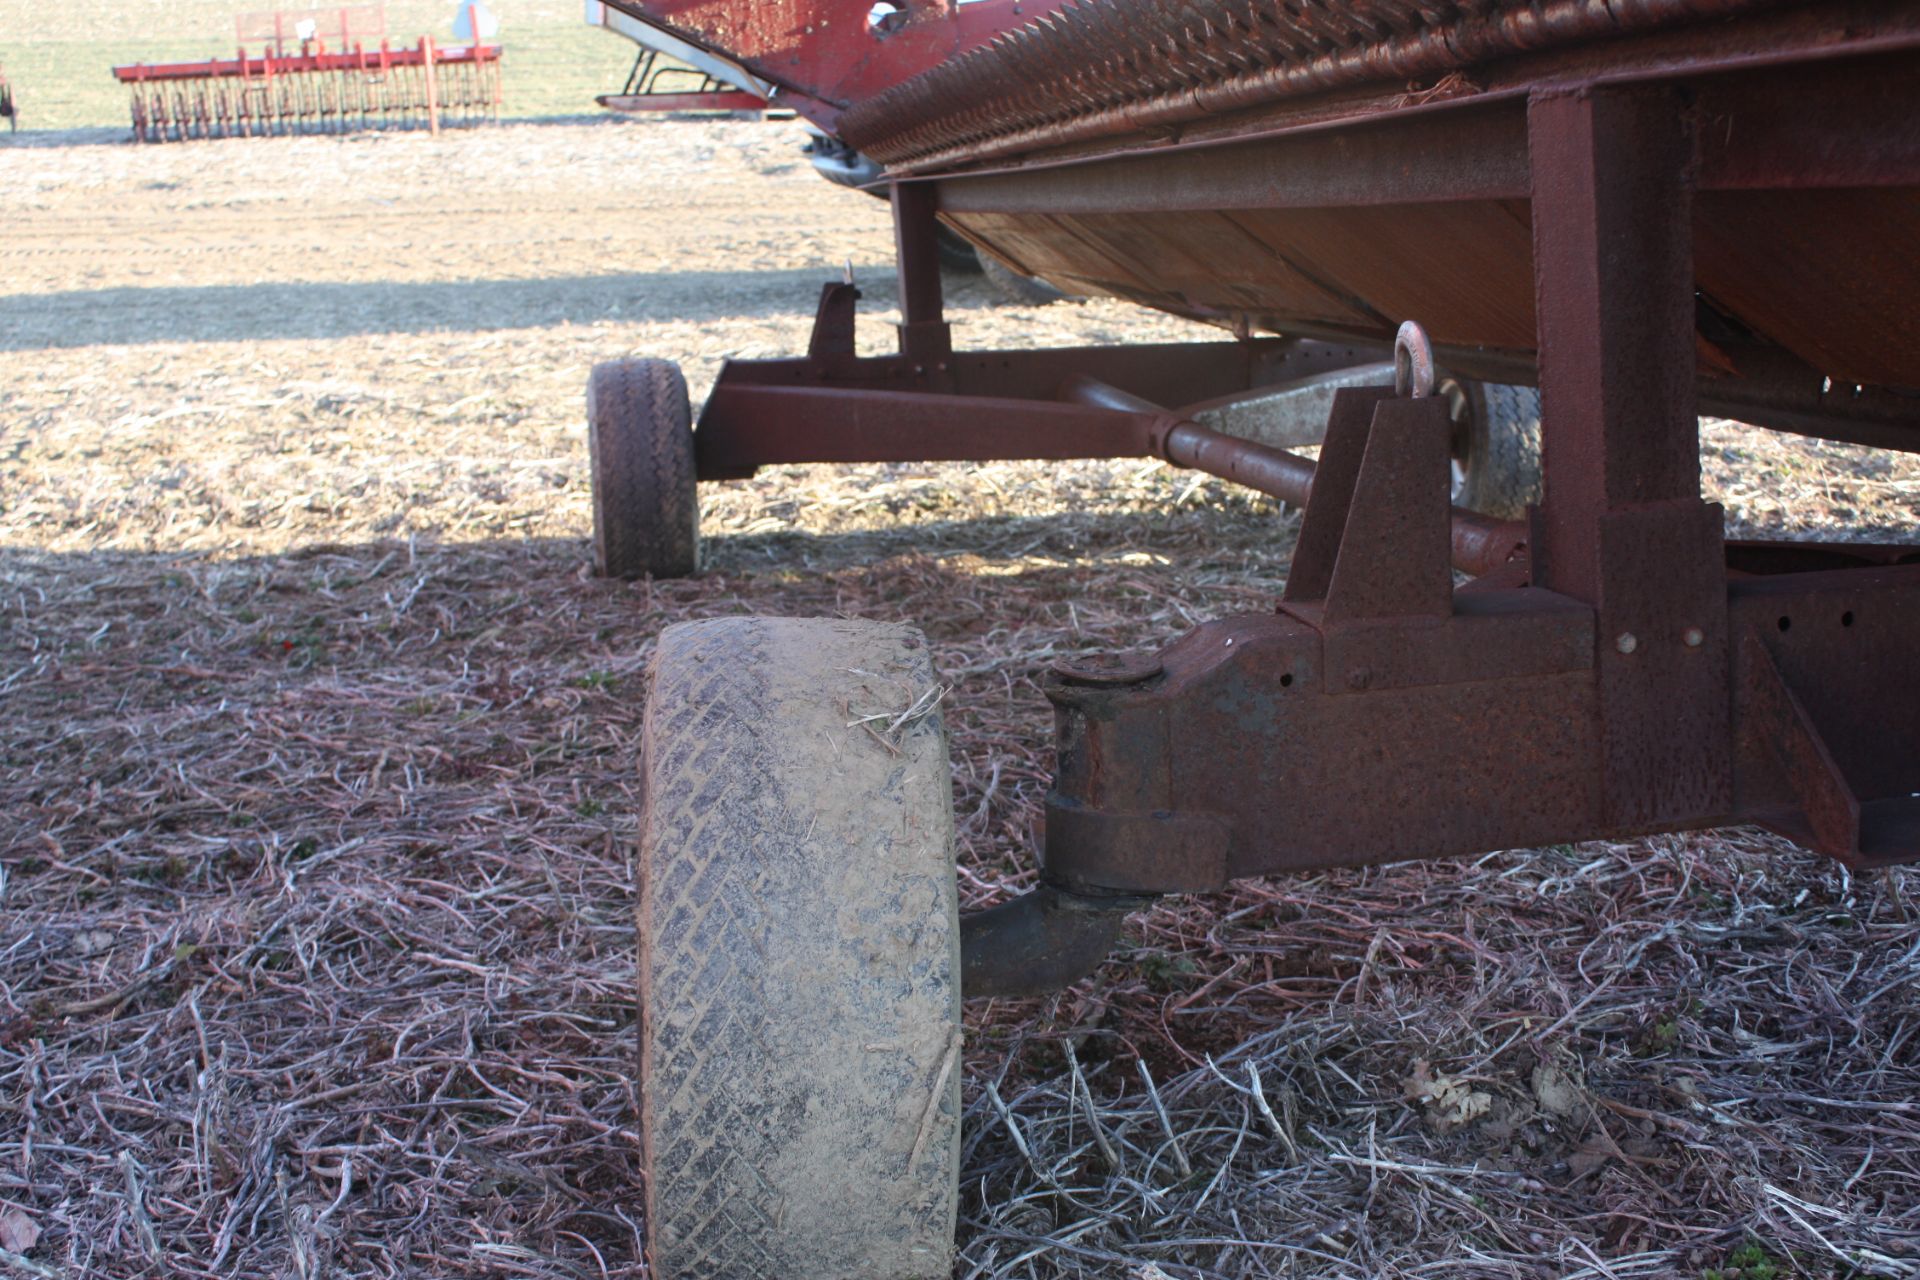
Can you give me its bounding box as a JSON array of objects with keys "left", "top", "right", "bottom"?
[{"left": 1, "top": 119, "right": 1917, "bottom": 1279}]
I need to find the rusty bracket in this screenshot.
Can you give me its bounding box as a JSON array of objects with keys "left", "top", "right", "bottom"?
[
  {"left": 1742, "top": 632, "right": 1860, "bottom": 858},
  {"left": 1320, "top": 396, "right": 1455, "bottom": 628},
  {"left": 807, "top": 279, "right": 861, "bottom": 364},
  {"left": 1279, "top": 385, "right": 1397, "bottom": 606},
  {"left": 1275, "top": 336, "right": 1552, "bottom": 695},
  {"left": 1042, "top": 796, "right": 1230, "bottom": 895}
]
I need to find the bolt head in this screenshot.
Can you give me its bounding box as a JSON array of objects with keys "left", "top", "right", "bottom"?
[
  {"left": 1615, "top": 632, "right": 1639, "bottom": 655},
  {"left": 1683, "top": 627, "right": 1705, "bottom": 648}
]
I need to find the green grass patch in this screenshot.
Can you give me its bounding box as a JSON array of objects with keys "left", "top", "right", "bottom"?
[{"left": 1702, "top": 1240, "right": 1788, "bottom": 1280}]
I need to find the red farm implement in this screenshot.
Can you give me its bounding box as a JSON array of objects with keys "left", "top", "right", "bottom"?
[
  {"left": 0, "top": 63, "right": 15, "bottom": 132},
  {"left": 562, "top": 2, "right": 1920, "bottom": 1274},
  {"left": 112, "top": 5, "right": 501, "bottom": 142}
]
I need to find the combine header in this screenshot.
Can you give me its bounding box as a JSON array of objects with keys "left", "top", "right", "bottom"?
[
  {"left": 554, "top": 1, "right": 1920, "bottom": 1274},
  {"left": 113, "top": 5, "right": 501, "bottom": 142}
]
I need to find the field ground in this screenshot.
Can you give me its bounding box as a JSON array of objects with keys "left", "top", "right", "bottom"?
[{"left": 2, "top": 118, "right": 1919, "bottom": 1279}]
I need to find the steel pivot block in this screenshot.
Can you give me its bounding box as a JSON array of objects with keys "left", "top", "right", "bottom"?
[{"left": 1042, "top": 597, "right": 1614, "bottom": 893}]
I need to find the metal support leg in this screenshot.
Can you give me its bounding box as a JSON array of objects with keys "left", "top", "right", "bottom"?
[
  {"left": 891, "top": 180, "right": 953, "bottom": 368},
  {"left": 1528, "top": 86, "right": 1732, "bottom": 829}
]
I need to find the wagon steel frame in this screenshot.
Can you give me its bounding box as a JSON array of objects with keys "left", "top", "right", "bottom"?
[
  {"left": 601, "top": 1, "right": 1920, "bottom": 993},
  {"left": 590, "top": 4, "right": 1920, "bottom": 1273}
]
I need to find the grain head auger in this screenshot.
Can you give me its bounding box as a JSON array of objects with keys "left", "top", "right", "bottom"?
[
  {"left": 575, "top": 2, "right": 1920, "bottom": 1275},
  {"left": 112, "top": 4, "right": 501, "bottom": 142}
]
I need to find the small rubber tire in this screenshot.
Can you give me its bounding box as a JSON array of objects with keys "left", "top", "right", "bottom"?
[
  {"left": 979, "top": 253, "right": 1066, "bottom": 306},
  {"left": 638, "top": 616, "right": 962, "bottom": 1279},
  {"left": 588, "top": 358, "right": 698, "bottom": 579},
  {"left": 1446, "top": 379, "right": 1543, "bottom": 521}
]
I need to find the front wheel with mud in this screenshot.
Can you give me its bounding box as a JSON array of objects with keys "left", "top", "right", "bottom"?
[{"left": 637, "top": 616, "right": 962, "bottom": 1279}]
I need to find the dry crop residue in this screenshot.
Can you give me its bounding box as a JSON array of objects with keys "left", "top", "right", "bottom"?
[{"left": 1, "top": 119, "right": 1917, "bottom": 1279}]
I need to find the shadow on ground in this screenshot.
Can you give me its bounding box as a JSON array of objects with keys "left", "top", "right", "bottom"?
[
  {"left": 0, "top": 268, "right": 872, "bottom": 349},
  {"left": 0, "top": 265, "right": 1052, "bottom": 349}
]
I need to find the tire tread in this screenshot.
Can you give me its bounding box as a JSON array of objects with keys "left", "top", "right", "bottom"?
[
  {"left": 639, "top": 616, "right": 960, "bottom": 1279},
  {"left": 1457, "top": 381, "right": 1543, "bottom": 520},
  {"left": 589, "top": 358, "right": 697, "bottom": 578}
]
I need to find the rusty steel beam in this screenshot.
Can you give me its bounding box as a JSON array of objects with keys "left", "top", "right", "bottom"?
[
  {"left": 934, "top": 100, "right": 1531, "bottom": 215},
  {"left": 1690, "top": 345, "right": 1920, "bottom": 453},
  {"left": 924, "top": 41, "right": 1920, "bottom": 213},
  {"left": 693, "top": 337, "right": 1399, "bottom": 478},
  {"left": 705, "top": 337, "right": 1376, "bottom": 403},
  {"left": 696, "top": 334, "right": 1392, "bottom": 465},
  {"left": 696, "top": 384, "right": 1158, "bottom": 473}
]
